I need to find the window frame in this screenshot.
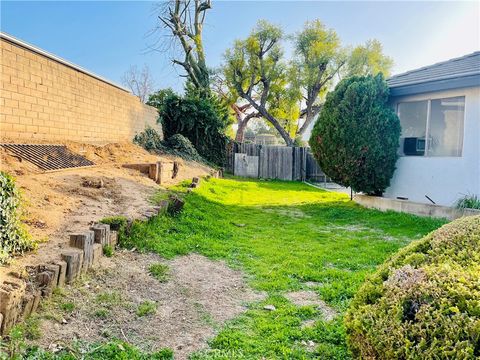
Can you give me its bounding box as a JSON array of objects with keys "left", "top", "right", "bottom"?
[{"left": 396, "top": 95, "right": 466, "bottom": 158}]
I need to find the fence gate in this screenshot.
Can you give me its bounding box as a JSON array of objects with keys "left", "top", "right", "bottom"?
[
  {"left": 227, "top": 142, "right": 328, "bottom": 182},
  {"left": 234, "top": 153, "right": 259, "bottom": 178}
]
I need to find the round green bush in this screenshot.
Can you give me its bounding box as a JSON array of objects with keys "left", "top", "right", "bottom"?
[
  {"left": 345, "top": 216, "right": 480, "bottom": 359},
  {"left": 309, "top": 74, "right": 400, "bottom": 195}
]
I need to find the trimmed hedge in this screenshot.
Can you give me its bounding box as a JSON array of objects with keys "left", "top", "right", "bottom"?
[
  {"left": 0, "top": 171, "right": 35, "bottom": 264},
  {"left": 345, "top": 215, "right": 480, "bottom": 359}
]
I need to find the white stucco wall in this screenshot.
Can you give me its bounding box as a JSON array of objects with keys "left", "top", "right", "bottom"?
[{"left": 384, "top": 86, "right": 480, "bottom": 207}]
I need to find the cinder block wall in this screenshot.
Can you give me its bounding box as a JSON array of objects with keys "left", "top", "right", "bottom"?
[{"left": 0, "top": 36, "right": 161, "bottom": 144}]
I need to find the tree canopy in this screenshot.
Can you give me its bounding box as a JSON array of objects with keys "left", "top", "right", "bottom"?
[
  {"left": 224, "top": 21, "right": 297, "bottom": 145},
  {"left": 222, "top": 19, "right": 393, "bottom": 144}
]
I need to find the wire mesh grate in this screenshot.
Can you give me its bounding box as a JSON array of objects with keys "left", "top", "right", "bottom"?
[{"left": 1, "top": 144, "right": 95, "bottom": 171}]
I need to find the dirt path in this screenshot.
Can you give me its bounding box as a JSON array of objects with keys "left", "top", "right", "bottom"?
[{"left": 32, "top": 252, "right": 265, "bottom": 359}]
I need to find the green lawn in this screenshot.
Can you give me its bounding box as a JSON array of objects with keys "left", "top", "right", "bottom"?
[
  {"left": 126, "top": 177, "right": 445, "bottom": 359},
  {"left": 6, "top": 177, "right": 445, "bottom": 359}
]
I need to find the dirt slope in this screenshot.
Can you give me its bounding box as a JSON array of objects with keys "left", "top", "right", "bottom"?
[{"left": 0, "top": 141, "right": 212, "bottom": 280}]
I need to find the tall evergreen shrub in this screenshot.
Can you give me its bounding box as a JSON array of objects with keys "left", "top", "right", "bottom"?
[{"left": 309, "top": 74, "right": 400, "bottom": 195}]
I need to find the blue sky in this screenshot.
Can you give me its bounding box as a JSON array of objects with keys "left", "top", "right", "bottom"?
[{"left": 2, "top": 1, "right": 479, "bottom": 92}]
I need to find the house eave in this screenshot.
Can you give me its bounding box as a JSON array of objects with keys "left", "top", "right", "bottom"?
[{"left": 389, "top": 74, "right": 480, "bottom": 97}]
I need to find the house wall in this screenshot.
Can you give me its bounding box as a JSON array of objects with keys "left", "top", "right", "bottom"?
[
  {"left": 384, "top": 86, "right": 480, "bottom": 206},
  {"left": 0, "top": 35, "right": 161, "bottom": 144}
]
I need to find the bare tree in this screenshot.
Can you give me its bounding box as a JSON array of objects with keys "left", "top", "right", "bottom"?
[
  {"left": 156, "top": 0, "right": 212, "bottom": 94},
  {"left": 121, "top": 64, "right": 155, "bottom": 103}
]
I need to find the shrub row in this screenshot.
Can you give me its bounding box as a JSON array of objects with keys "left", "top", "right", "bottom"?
[{"left": 147, "top": 89, "right": 231, "bottom": 166}]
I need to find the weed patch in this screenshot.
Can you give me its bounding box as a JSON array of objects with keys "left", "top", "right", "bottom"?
[
  {"left": 136, "top": 300, "right": 157, "bottom": 317},
  {"left": 103, "top": 244, "right": 114, "bottom": 257},
  {"left": 95, "top": 291, "right": 123, "bottom": 309},
  {"left": 149, "top": 263, "right": 170, "bottom": 282},
  {"left": 59, "top": 302, "right": 75, "bottom": 313},
  {"left": 94, "top": 308, "right": 110, "bottom": 319}
]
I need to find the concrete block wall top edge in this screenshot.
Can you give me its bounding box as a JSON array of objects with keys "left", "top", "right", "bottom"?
[{"left": 0, "top": 34, "right": 162, "bottom": 144}]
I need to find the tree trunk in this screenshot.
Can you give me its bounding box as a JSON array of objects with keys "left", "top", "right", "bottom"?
[
  {"left": 234, "top": 111, "right": 258, "bottom": 142},
  {"left": 296, "top": 104, "right": 323, "bottom": 137},
  {"left": 241, "top": 93, "right": 294, "bottom": 146},
  {"left": 235, "top": 120, "right": 248, "bottom": 142},
  {"left": 258, "top": 107, "right": 294, "bottom": 146}
]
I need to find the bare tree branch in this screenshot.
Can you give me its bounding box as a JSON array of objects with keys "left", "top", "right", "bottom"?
[
  {"left": 121, "top": 64, "right": 155, "bottom": 103},
  {"left": 153, "top": 0, "right": 211, "bottom": 93}
]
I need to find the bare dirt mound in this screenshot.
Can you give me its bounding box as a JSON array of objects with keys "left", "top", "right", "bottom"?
[{"left": 31, "top": 252, "right": 265, "bottom": 359}]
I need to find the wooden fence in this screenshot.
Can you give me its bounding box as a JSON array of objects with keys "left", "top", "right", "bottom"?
[{"left": 226, "top": 142, "right": 328, "bottom": 182}]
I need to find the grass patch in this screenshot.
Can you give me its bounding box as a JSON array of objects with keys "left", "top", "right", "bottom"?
[
  {"left": 95, "top": 291, "right": 123, "bottom": 309},
  {"left": 136, "top": 300, "right": 157, "bottom": 317},
  {"left": 455, "top": 194, "right": 480, "bottom": 209},
  {"left": 148, "top": 263, "right": 170, "bottom": 282},
  {"left": 123, "top": 177, "right": 445, "bottom": 358},
  {"left": 94, "top": 308, "right": 110, "bottom": 319},
  {"left": 23, "top": 316, "right": 42, "bottom": 340},
  {"left": 59, "top": 302, "right": 75, "bottom": 313},
  {"left": 4, "top": 339, "right": 174, "bottom": 359},
  {"left": 102, "top": 244, "right": 114, "bottom": 257}
]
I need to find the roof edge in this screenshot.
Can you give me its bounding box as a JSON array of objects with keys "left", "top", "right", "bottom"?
[
  {"left": 388, "top": 51, "right": 480, "bottom": 81},
  {"left": 388, "top": 70, "right": 480, "bottom": 88},
  {"left": 389, "top": 74, "right": 480, "bottom": 97},
  {"left": 0, "top": 31, "right": 131, "bottom": 93}
]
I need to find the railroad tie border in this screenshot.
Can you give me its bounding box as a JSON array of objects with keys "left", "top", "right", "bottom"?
[{"left": 0, "top": 201, "right": 170, "bottom": 336}]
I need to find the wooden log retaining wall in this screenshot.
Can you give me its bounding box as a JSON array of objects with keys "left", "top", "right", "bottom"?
[
  {"left": 0, "top": 202, "right": 171, "bottom": 336},
  {"left": 0, "top": 174, "right": 211, "bottom": 337}
]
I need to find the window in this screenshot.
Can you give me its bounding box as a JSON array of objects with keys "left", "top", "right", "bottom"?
[
  {"left": 398, "top": 96, "right": 465, "bottom": 157},
  {"left": 398, "top": 101, "right": 428, "bottom": 156}
]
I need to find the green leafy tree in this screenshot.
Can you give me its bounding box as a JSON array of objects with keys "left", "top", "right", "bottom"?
[
  {"left": 223, "top": 20, "right": 393, "bottom": 144},
  {"left": 146, "top": 88, "right": 176, "bottom": 115},
  {"left": 293, "top": 20, "right": 347, "bottom": 137},
  {"left": 343, "top": 39, "right": 394, "bottom": 78},
  {"left": 223, "top": 20, "right": 300, "bottom": 145},
  {"left": 309, "top": 74, "right": 400, "bottom": 195}
]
